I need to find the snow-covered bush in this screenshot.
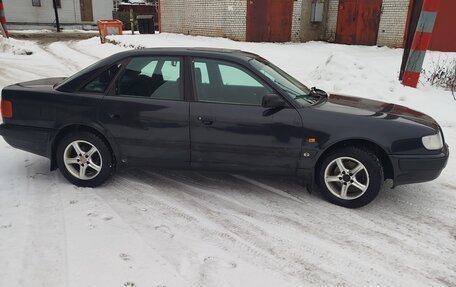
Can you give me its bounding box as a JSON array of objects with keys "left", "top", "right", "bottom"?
[{"left": 423, "top": 57, "right": 456, "bottom": 99}]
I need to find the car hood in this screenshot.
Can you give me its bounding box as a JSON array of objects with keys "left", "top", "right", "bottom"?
[{"left": 314, "top": 94, "right": 439, "bottom": 131}]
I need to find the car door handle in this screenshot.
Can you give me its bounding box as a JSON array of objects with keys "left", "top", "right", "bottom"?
[
  {"left": 197, "top": 116, "right": 214, "bottom": 125},
  {"left": 108, "top": 113, "right": 121, "bottom": 119}
]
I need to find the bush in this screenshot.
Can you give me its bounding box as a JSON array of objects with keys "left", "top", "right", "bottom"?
[{"left": 423, "top": 57, "right": 456, "bottom": 100}]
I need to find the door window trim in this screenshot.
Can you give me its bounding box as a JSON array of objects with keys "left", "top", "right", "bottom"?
[{"left": 190, "top": 57, "right": 287, "bottom": 107}]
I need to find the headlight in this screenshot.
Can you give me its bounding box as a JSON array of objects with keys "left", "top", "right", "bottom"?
[{"left": 422, "top": 131, "right": 444, "bottom": 150}]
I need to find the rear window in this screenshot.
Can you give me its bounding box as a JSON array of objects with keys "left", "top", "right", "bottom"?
[{"left": 81, "top": 64, "right": 121, "bottom": 93}]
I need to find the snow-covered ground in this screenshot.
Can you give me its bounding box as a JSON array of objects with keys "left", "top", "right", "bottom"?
[{"left": 0, "top": 33, "right": 455, "bottom": 287}]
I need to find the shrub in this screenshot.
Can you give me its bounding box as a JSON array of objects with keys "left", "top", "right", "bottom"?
[{"left": 423, "top": 57, "right": 456, "bottom": 100}]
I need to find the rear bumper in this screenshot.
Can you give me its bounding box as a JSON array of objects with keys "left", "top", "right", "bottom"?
[
  {"left": 0, "top": 123, "right": 53, "bottom": 158},
  {"left": 391, "top": 144, "right": 449, "bottom": 186}
]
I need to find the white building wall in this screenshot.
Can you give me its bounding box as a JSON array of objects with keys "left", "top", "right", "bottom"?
[
  {"left": 160, "top": 0, "right": 246, "bottom": 41},
  {"left": 92, "top": 0, "right": 114, "bottom": 22},
  {"left": 3, "top": 0, "right": 112, "bottom": 24},
  {"left": 376, "top": 0, "right": 409, "bottom": 47}
]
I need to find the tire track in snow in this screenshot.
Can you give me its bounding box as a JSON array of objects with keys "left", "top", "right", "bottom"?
[
  {"left": 232, "top": 174, "right": 306, "bottom": 204},
  {"left": 66, "top": 41, "right": 102, "bottom": 61},
  {"left": 41, "top": 41, "right": 100, "bottom": 74},
  {"left": 19, "top": 166, "right": 67, "bottom": 287},
  {"left": 140, "top": 171, "right": 428, "bottom": 286},
  {"left": 137, "top": 170, "right": 455, "bottom": 286},
  {"left": 104, "top": 172, "right": 309, "bottom": 286}
]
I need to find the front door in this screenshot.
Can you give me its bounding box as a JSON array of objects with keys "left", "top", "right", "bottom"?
[
  {"left": 80, "top": 0, "right": 94, "bottom": 22},
  {"left": 189, "top": 58, "right": 303, "bottom": 173},
  {"left": 246, "top": 0, "right": 294, "bottom": 42},
  {"left": 99, "top": 56, "right": 190, "bottom": 166},
  {"left": 336, "top": 0, "right": 382, "bottom": 46}
]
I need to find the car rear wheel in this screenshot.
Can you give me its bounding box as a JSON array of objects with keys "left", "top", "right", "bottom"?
[
  {"left": 317, "top": 147, "right": 383, "bottom": 208},
  {"left": 56, "top": 132, "right": 114, "bottom": 187}
]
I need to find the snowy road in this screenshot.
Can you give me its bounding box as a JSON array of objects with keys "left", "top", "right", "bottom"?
[{"left": 0, "top": 35, "right": 455, "bottom": 287}]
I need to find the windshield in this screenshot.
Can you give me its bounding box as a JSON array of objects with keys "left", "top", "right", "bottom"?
[{"left": 250, "top": 58, "right": 319, "bottom": 106}]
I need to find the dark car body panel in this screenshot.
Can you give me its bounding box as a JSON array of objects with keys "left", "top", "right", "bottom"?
[
  {"left": 0, "top": 48, "right": 449, "bottom": 187},
  {"left": 99, "top": 96, "right": 191, "bottom": 167},
  {"left": 189, "top": 102, "right": 303, "bottom": 173}
]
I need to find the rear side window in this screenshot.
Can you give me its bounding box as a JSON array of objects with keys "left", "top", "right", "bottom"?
[
  {"left": 117, "top": 57, "right": 183, "bottom": 100},
  {"left": 81, "top": 64, "right": 121, "bottom": 93}
]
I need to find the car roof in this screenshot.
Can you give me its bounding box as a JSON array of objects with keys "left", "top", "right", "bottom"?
[
  {"left": 56, "top": 47, "right": 262, "bottom": 92},
  {"left": 108, "top": 47, "right": 260, "bottom": 61}
]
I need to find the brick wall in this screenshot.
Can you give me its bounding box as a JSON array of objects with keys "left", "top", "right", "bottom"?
[
  {"left": 376, "top": 0, "right": 409, "bottom": 47},
  {"left": 291, "top": 0, "right": 303, "bottom": 42},
  {"left": 160, "top": 0, "right": 246, "bottom": 41}
]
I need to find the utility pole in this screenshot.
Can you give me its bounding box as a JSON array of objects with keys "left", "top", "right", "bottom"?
[{"left": 53, "top": 0, "right": 61, "bottom": 32}]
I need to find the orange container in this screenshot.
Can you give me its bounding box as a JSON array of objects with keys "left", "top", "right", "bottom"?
[{"left": 97, "top": 20, "right": 123, "bottom": 44}]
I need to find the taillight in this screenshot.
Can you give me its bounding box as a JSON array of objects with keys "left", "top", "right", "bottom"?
[{"left": 1, "top": 100, "right": 13, "bottom": 118}]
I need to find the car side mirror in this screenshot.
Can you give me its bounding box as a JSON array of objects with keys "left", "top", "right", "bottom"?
[{"left": 262, "top": 94, "right": 285, "bottom": 108}]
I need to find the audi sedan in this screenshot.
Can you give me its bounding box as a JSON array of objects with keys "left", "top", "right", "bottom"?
[{"left": 0, "top": 48, "right": 449, "bottom": 208}]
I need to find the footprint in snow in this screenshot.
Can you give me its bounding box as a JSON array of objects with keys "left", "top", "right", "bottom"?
[
  {"left": 103, "top": 215, "right": 113, "bottom": 221},
  {"left": 119, "top": 253, "right": 133, "bottom": 261},
  {"left": 203, "top": 256, "right": 237, "bottom": 269},
  {"left": 123, "top": 282, "right": 136, "bottom": 287},
  {"left": 69, "top": 200, "right": 78, "bottom": 205},
  {"left": 154, "top": 225, "right": 174, "bottom": 239},
  {"left": 87, "top": 211, "right": 97, "bottom": 217},
  {"left": 0, "top": 224, "right": 12, "bottom": 229}
]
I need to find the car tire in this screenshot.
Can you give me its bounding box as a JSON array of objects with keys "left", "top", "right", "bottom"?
[
  {"left": 317, "top": 146, "right": 383, "bottom": 208},
  {"left": 56, "top": 132, "right": 114, "bottom": 187}
]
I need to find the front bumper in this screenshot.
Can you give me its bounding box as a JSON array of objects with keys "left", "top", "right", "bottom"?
[
  {"left": 390, "top": 144, "right": 449, "bottom": 186},
  {"left": 0, "top": 123, "right": 53, "bottom": 158}
]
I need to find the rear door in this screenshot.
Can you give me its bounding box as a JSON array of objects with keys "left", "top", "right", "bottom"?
[
  {"left": 98, "top": 56, "right": 190, "bottom": 167},
  {"left": 189, "top": 58, "right": 303, "bottom": 173}
]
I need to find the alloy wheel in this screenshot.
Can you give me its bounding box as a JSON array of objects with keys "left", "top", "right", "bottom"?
[
  {"left": 324, "top": 157, "right": 370, "bottom": 200},
  {"left": 63, "top": 140, "right": 103, "bottom": 180}
]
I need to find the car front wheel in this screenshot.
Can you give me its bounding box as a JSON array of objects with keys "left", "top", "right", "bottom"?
[
  {"left": 56, "top": 132, "right": 114, "bottom": 187},
  {"left": 317, "top": 147, "right": 383, "bottom": 208}
]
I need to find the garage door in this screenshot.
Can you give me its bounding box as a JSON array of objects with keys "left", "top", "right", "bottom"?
[
  {"left": 336, "top": 0, "right": 383, "bottom": 46},
  {"left": 246, "top": 0, "right": 293, "bottom": 42}
]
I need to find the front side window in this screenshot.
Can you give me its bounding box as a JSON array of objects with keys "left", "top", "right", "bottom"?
[
  {"left": 193, "top": 58, "right": 273, "bottom": 106},
  {"left": 32, "top": 0, "right": 41, "bottom": 7},
  {"left": 81, "top": 64, "right": 121, "bottom": 93},
  {"left": 117, "top": 57, "right": 182, "bottom": 100},
  {"left": 250, "top": 58, "right": 318, "bottom": 106}
]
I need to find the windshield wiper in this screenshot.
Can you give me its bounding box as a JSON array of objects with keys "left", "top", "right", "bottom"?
[{"left": 294, "top": 94, "right": 318, "bottom": 104}]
